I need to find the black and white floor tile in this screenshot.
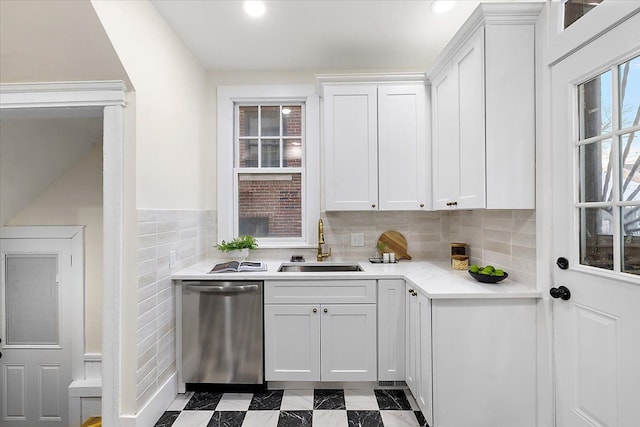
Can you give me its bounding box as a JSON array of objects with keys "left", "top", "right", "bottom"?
[{"left": 155, "top": 388, "right": 428, "bottom": 427}]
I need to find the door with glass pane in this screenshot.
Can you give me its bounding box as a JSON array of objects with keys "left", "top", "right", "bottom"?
[
  {"left": 0, "top": 238, "right": 71, "bottom": 427},
  {"left": 550, "top": 14, "right": 640, "bottom": 427}
]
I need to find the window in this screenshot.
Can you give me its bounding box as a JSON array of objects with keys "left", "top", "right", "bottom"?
[
  {"left": 236, "top": 104, "right": 304, "bottom": 238},
  {"left": 217, "top": 86, "right": 319, "bottom": 248},
  {"left": 576, "top": 54, "right": 640, "bottom": 275},
  {"left": 563, "top": 0, "right": 605, "bottom": 29}
]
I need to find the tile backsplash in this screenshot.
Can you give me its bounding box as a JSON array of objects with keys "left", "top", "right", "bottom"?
[
  {"left": 244, "top": 209, "right": 536, "bottom": 286},
  {"left": 136, "top": 209, "right": 213, "bottom": 410},
  {"left": 449, "top": 210, "right": 536, "bottom": 286}
]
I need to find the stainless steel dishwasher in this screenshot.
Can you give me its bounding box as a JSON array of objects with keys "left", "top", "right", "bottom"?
[{"left": 181, "top": 280, "right": 263, "bottom": 386}]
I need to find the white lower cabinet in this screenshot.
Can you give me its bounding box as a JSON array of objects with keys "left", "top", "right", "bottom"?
[
  {"left": 264, "top": 281, "right": 377, "bottom": 382},
  {"left": 405, "top": 285, "right": 433, "bottom": 427},
  {"left": 320, "top": 304, "right": 377, "bottom": 381},
  {"left": 431, "top": 299, "right": 536, "bottom": 427},
  {"left": 264, "top": 304, "right": 320, "bottom": 381},
  {"left": 377, "top": 279, "right": 405, "bottom": 381}
]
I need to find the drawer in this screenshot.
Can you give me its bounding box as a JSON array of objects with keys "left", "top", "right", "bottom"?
[{"left": 265, "top": 280, "right": 376, "bottom": 304}]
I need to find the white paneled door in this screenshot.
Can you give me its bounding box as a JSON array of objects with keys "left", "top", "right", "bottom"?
[
  {"left": 0, "top": 238, "right": 72, "bottom": 427},
  {"left": 550, "top": 12, "right": 640, "bottom": 427}
]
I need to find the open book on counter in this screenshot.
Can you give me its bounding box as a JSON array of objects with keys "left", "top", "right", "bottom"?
[{"left": 208, "top": 261, "right": 267, "bottom": 273}]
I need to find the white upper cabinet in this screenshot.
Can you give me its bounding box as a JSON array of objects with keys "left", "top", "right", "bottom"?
[
  {"left": 321, "top": 77, "right": 430, "bottom": 211},
  {"left": 323, "top": 84, "right": 379, "bottom": 211},
  {"left": 429, "top": 3, "right": 541, "bottom": 210}
]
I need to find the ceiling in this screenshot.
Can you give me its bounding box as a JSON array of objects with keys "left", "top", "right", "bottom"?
[{"left": 151, "top": 0, "right": 539, "bottom": 72}]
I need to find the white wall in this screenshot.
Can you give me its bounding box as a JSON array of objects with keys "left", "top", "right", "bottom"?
[
  {"left": 91, "top": 0, "right": 214, "bottom": 418},
  {"left": 7, "top": 144, "right": 104, "bottom": 354},
  {"left": 0, "top": 117, "right": 102, "bottom": 224},
  {"left": 91, "top": 0, "right": 214, "bottom": 211}
]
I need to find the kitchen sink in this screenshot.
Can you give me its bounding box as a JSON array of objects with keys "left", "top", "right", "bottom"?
[{"left": 277, "top": 263, "right": 363, "bottom": 272}]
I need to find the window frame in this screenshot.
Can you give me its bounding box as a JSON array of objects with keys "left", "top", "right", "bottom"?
[
  {"left": 573, "top": 53, "right": 640, "bottom": 275},
  {"left": 217, "top": 85, "right": 320, "bottom": 248}
]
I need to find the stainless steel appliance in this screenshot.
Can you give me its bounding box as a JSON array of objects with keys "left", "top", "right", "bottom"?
[{"left": 181, "top": 280, "right": 263, "bottom": 386}]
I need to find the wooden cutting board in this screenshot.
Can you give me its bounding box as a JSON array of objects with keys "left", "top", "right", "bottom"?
[{"left": 378, "top": 230, "right": 411, "bottom": 260}]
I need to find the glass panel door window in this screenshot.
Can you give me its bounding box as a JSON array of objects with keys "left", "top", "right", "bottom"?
[
  {"left": 577, "top": 55, "right": 640, "bottom": 275},
  {"left": 4, "top": 254, "right": 60, "bottom": 346},
  {"left": 235, "top": 104, "right": 305, "bottom": 240}
]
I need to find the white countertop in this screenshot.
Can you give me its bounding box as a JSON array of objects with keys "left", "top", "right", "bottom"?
[{"left": 172, "top": 259, "right": 541, "bottom": 299}]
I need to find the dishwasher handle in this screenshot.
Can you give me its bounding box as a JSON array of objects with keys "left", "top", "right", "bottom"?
[{"left": 183, "top": 281, "right": 260, "bottom": 294}]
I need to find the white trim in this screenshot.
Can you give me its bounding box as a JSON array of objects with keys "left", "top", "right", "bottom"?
[
  {"left": 0, "top": 81, "right": 126, "bottom": 109},
  {"left": 118, "top": 373, "right": 177, "bottom": 427},
  {"left": 102, "top": 104, "right": 125, "bottom": 427},
  {"left": 217, "top": 85, "right": 320, "bottom": 248},
  {"left": 427, "top": 2, "right": 543, "bottom": 79},
  {"left": 547, "top": 2, "right": 640, "bottom": 66},
  {"left": 1, "top": 81, "right": 127, "bottom": 427},
  {"left": 315, "top": 73, "right": 427, "bottom": 97},
  {"left": 0, "top": 226, "right": 83, "bottom": 239}
]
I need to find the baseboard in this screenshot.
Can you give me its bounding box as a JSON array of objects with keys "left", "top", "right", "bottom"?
[{"left": 119, "top": 373, "right": 177, "bottom": 427}]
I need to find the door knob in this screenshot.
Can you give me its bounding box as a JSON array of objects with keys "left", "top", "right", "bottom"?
[
  {"left": 556, "top": 257, "right": 569, "bottom": 270},
  {"left": 550, "top": 285, "right": 571, "bottom": 300}
]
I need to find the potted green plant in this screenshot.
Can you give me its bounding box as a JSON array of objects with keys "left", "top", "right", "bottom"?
[{"left": 216, "top": 235, "right": 258, "bottom": 261}]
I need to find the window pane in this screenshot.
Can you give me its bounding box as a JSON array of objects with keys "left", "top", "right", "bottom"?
[
  {"left": 579, "top": 139, "right": 612, "bottom": 202},
  {"left": 238, "top": 173, "right": 302, "bottom": 238},
  {"left": 239, "top": 139, "right": 258, "bottom": 167},
  {"left": 622, "top": 206, "right": 640, "bottom": 275},
  {"left": 580, "top": 207, "right": 613, "bottom": 270},
  {"left": 284, "top": 139, "right": 303, "bottom": 167},
  {"left": 261, "top": 139, "right": 280, "bottom": 167},
  {"left": 620, "top": 133, "right": 640, "bottom": 202},
  {"left": 239, "top": 106, "right": 258, "bottom": 137},
  {"left": 564, "top": 0, "right": 603, "bottom": 29},
  {"left": 282, "top": 105, "right": 302, "bottom": 136},
  {"left": 619, "top": 55, "right": 640, "bottom": 130},
  {"left": 579, "top": 70, "right": 611, "bottom": 139},
  {"left": 261, "top": 106, "right": 280, "bottom": 136},
  {"left": 5, "top": 255, "right": 59, "bottom": 345}
]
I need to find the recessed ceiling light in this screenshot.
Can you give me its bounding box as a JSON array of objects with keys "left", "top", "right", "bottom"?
[
  {"left": 282, "top": 108, "right": 291, "bottom": 115},
  {"left": 244, "top": 1, "right": 266, "bottom": 18},
  {"left": 431, "top": 0, "right": 455, "bottom": 14}
]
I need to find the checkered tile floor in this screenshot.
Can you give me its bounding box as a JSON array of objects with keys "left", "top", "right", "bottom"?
[{"left": 154, "top": 388, "right": 428, "bottom": 427}]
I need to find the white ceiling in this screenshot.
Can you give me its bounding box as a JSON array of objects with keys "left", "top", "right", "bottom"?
[{"left": 151, "top": 0, "right": 538, "bottom": 72}]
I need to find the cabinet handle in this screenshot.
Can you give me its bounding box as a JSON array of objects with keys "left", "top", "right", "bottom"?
[
  {"left": 419, "top": 203, "right": 424, "bottom": 208},
  {"left": 371, "top": 204, "right": 376, "bottom": 208},
  {"left": 408, "top": 288, "right": 414, "bottom": 294},
  {"left": 323, "top": 308, "right": 328, "bottom": 313},
  {"left": 312, "top": 308, "right": 317, "bottom": 313}
]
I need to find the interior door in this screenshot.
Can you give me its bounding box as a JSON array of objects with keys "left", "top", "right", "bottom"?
[
  {"left": 551, "top": 13, "right": 640, "bottom": 427},
  {"left": 0, "top": 238, "right": 72, "bottom": 427}
]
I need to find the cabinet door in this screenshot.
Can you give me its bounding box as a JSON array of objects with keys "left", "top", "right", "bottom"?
[
  {"left": 378, "top": 85, "right": 429, "bottom": 210},
  {"left": 431, "top": 68, "right": 460, "bottom": 210},
  {"left": 455, "top": 27, "right": 486, "bottom": 209},
  {"left": 405, "top": 285, "right": 418, "bottom": 395},
  {"left": 415, "top": 293, "right": 433, "bottom": 426},
  {"left": 323, "top": 85, "right": 379, "bottom": 211},
  {"left": 320, "top": 304, "right": 377, "bottom": 381},
  {"left": 377, "top": 279, "right": 405, "bottom": 381},
  {"left": 431, "top": 299, "right": 536, "bottom": 427},
  {"left": 264, "top": 304, "right": 320, "bottom": 381}
]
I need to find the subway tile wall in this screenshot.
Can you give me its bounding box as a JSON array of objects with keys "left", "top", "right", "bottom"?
[
  {"left": 247, "top": 210, "right": 536, "bottom": 287},
  {"left": 136, "top": 209, "right": 214, "bottom": 410},
  {"left": 449, "top": 210, "right": 537, "bottom": 286}
]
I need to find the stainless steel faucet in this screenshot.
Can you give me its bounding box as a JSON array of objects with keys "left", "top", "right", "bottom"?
[{"left": 317, "top": 219, "right": 331, "bottom": 261}]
